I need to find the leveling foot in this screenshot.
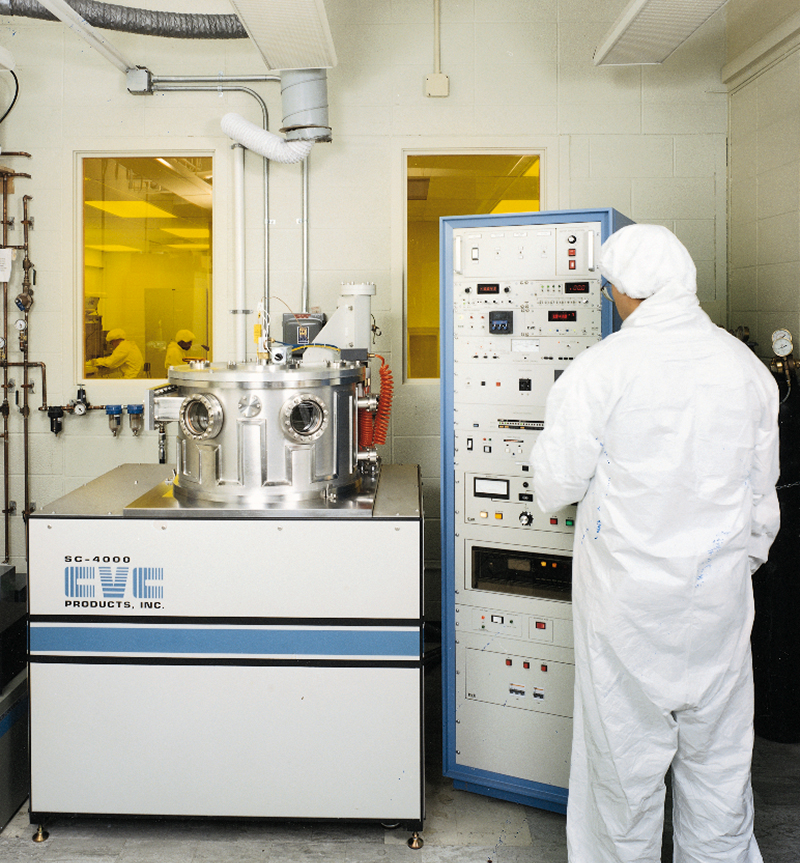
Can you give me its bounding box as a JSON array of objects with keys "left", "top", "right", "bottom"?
[
  {"left": 32, "top": 825, "right": 49, "bottom": 843},
  {"left": 407, "top": 831, "right": 424, "bottom": 849}
]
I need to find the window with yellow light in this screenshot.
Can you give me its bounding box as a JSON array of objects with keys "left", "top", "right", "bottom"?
[
  {"left": 406, "top": 153, "right": 541, "bottom": 379},
  {"left": 83, "top": 155, "right": 213, "bottom": 380}
]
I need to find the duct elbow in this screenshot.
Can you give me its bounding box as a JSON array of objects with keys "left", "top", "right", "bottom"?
[{"left": 221, "top": 112, "right": 314, "bottom": 163}]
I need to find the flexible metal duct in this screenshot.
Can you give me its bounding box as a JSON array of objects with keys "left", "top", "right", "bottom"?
[{"left": 0, "top": 0, "right": 248, "bottom": 38}]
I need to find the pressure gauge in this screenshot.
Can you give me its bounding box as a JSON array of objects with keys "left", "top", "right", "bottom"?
[
  {"left": 772, "top": 329, "right": 792, "bottom": 343},
  {"left": 0, "top": 336, "right": 5, "bottom": 349},
  {"left": 773, "top": 336, "right": 794, "bottom": 357},
  {"left": 73, "top": 402, "right": 87, "bottom": 416},
  {"left": 14, "top": 319, "right": 26, "bottom": 331}
]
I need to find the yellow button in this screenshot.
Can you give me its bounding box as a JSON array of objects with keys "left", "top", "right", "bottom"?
[{"left": 495, "top": 512, "right": 503, "bottom": 520}]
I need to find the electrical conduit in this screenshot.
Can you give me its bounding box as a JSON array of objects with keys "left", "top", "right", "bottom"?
[{"left": 232, "top": 143, "right": 247, "bottom": 362}]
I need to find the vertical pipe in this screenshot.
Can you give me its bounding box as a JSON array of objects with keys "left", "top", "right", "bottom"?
[
  {"left": 263, "top": 146, "right": 270, "bottom": 342},
  {"left": 1, "top": 174, "right": 9, "bottom": 563},
  {"left": 22, "top": 311, "right": 29, "bottom": 563},
  {"left": 434, "top": 0, "right": 442, "bottom": 74},
  {"left": 301, "top": 155, "right": 309, "bottom": 314},
  {"left": 21, "top": 194, "right": 31, "bottom": 563},
  {"left": 232, "top": 143, "right": 247, "bottom": 362}
]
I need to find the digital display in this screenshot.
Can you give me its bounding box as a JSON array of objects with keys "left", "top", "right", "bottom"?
[
  {"left": 564, "top": 281, "right": 590, "bottom": 294},
  {"left": 477, "top": 283, "right": 500, "bottom": 294},
  {"left": 548, "top": 310, "right": 577, "bottom": 322},
  {"left": 489, "top": 310, "right": 513, "bottom": 334}
]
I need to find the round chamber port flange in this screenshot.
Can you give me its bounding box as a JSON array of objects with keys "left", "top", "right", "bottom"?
[
  {"left": 179, "top": 393, "right": 224, "bottom": 440},
  {"left": 280, "top": 393, "right": 329, "bottom": 443}
]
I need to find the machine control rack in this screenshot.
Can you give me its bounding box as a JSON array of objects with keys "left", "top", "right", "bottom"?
[{"left": 440, "top": 208, "right": 633, "bottom": 813}]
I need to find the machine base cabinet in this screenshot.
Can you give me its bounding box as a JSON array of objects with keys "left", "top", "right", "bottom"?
[
  {"left": 30, "top": 664, "right": 420, "bottom": 820},
  {"left": 29, "top": 463, "right": 424, "bottom": 828}
]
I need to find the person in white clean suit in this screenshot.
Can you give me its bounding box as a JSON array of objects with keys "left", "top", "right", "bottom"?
[
  {"left": 531, "top": 224, "right": 779, "bottom": 863},
  {"left": 92, "top": 328, "right": 144, "bottom": 379}
]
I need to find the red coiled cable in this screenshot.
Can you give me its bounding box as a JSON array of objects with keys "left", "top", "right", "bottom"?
[
  {"left": 372, "top": 355, "right": 393, "bottom": 446},
  {"left": 358, "top": 406, "right": 374, "bottom": 448}
]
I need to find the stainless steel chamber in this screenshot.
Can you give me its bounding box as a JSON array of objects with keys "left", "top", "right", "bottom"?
[{"left": 168, "top": 360, "right": 366, "bottom": 507}]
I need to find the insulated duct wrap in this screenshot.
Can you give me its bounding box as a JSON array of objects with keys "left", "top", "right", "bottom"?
[
  {"left": 221, "top": 113, "right": 313, "bottom": 164},
  {"left": 0, "top": 0, "right": 248, "bottom": 38}
]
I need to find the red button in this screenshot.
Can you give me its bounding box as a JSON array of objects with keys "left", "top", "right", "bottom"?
[
  {"left": 568, "top": 248, "right": 576, "bottom": 256},
  {"left": 505, "top": 659, "right": 512, "bottom": 666},
  {"left": 550, "top": 517, "right": 558, "bottom": 525},
  {"left": 541, "top": 664, "right": 548, "bottom": 672},
  {"left": 569, "top": 261, "right": 576, "bottom": 270},
  {"left": 523, "top": 662, "right": 530, "bottom": 669},
  {"left": 535, "top": 621, "right": 546, "bottom": 630}
]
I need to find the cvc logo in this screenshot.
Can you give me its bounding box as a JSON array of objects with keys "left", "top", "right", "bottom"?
[{"left": 65, "top": 566, "right": 164, "bottom": 605}]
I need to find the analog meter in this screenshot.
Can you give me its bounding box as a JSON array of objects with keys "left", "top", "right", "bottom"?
[{"left": 772, "top": 330, "right": 793, "bottom": 357}]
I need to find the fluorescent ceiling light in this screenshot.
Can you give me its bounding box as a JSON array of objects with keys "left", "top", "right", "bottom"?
[
  {"left": 86, "top": 244, "right": 140, "bottom": 252},
  {"left": 86, "top": 201, "right": 177, "bottom": 219},
  {"left": 594, "top": 0, "right": 728, "bottom": 65},
  {"left": 490, "top": 201, "right": 540, "bottom": 215},
  {"left": 167, "top": 244, "right": 210, "bottom": 250},
  {"left": 228, "top": 0, "right": 337, "bottom": 70},
  {"left": 162, "top": 227, "right": 211, "bottom": 238}
]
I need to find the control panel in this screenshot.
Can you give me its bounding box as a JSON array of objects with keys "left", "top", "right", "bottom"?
[{"left": 441, "top": 208, "right": 632, "bottom": 813}]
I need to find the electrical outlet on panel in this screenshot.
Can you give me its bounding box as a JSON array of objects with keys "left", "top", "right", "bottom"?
[{"left": 425, "top": 72, "right": 450, "bottom": 97}]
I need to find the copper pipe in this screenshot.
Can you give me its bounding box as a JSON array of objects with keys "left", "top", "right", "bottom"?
[
  {"left": 6, "top": 362, "right": 47, "bottom": 408},
  {"left": 22, "top": 311, "right": 29, "bottom": 560},
  {"left": 0, "top": 154, "right": 31, "bottom": 565}
]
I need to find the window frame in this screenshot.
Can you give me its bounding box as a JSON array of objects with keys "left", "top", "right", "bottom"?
[
  {"left": 402, "top": 146, "right": 550, "bottom": 384},
  {"left": 75, "top": 148, "right": 216, "bottom": 388}
]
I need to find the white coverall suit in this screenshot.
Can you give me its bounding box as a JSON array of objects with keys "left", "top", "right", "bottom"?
[
  {"left": 530, "top": 225, "right": 779, "bottom": 863},
  {"left": 95, "top": 339, "right": 144, "bottom": 379}
]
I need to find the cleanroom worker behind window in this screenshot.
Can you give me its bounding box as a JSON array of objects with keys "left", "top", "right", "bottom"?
[
  {"left": 531, "top": 224, "right": 780, "bottom": 863},
  {"left": 165, "top": 329, "right": 195, "bottom": 373},
  {"left": 90, "top": 329, "right": 145, "bottom": 379}
]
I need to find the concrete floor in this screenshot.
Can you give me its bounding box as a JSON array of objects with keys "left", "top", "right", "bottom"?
[{"left": 1, "top": 668, "right": 797, "bottom": 863}]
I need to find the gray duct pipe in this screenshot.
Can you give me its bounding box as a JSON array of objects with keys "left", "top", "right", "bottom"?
[{"left": 0, "top": 0, "right": 248, "bottom": 38}]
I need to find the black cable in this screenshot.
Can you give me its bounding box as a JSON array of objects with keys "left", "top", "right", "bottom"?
[{"left": 0, "top": 70, "right": 19, "bottom": 125}]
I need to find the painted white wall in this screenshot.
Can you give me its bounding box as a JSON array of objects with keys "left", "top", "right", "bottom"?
[
  {"left": 725, "top": 2, "right": 800, "bottom": 354},
  {"left": 0, "top": 0, "right": 728, "bottom": 579}
]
